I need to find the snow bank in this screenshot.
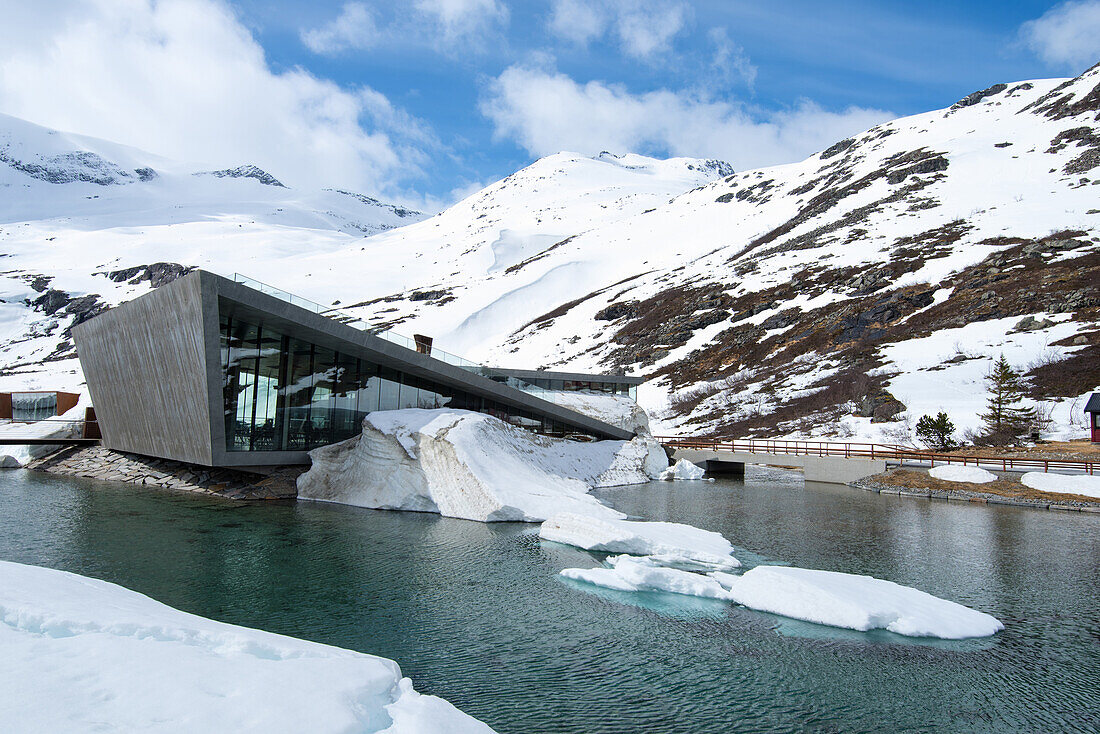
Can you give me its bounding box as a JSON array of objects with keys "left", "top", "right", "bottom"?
[
  {"left": 660, "top": 458, "right": 705, "bottom": 481},
  {"left": 540, "top": 512, "right": 740, "bottom": 568},
  {"left": 0, "top": 395, "right": 89, "bottom": 468},
  {"left": 928, "top": 465, "right": 998, "bottom": 484},
  {"left": 721, "top": 566, "right": 1003, "bottom": 639},
  {"left": 561, "top": 555, "right": 731, "bottom": 599},
  {"left": 1021, "top": 471, "right": 1100, "bottom": 499},
  {"left": 0, "top": 561, "right": 494, "bottom": 734},
  {"left": 538, "top": 391, "right": 651, "bottom": 435},
  {"left": 297, "top": 409, "right": 668, "bottom": 522}
]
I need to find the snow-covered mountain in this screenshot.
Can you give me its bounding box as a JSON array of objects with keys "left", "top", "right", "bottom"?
[
  {"left": 337, "top": 64, "right": 1100, "bottom": 442},
  {"left": 2, "top": 63, "right": 1098, "bottom": 443}
]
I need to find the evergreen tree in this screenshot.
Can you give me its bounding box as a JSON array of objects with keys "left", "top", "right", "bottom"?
[
  {"left": 915, "top": 412, "right": 956, "bottom": 450},
  {"left": 978, "top": 355, "right": 1034, "bottom": 442}
]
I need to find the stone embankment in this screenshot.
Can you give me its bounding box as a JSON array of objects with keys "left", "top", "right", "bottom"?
[
  {"left": 852, "top": 468, "right": 1100, "bottom": 513},
  {"left": 29, "top": 446, "right": 301, "bottom": 500}
]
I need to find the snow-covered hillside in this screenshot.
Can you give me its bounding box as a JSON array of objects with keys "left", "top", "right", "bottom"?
[
  {"left": 2, "top": 64, "right": 1098, "bottom": 444},
  {"left": 340, "top": 65, "right": 1100, "bottom": 442}
]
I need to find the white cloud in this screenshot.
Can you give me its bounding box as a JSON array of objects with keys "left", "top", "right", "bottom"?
[
  {"left": 708, "top": 28, "right": 757, "bottom": 89},
  {"left": 415, "top": 0, "right": 509, "bottom": 42},
  {"left": 0, "top": 0, "right": 433, "bottom": 198},
  {"left": 548, "top": 0, "right": 607, "bottom": 46},
  {"left": 1020, "top": 1, "right": 1100, "bottom": 70},
  {"left": 480, "top": 65, "right": 893, "bottom": 170},
  {"left": 301, "top": 2, "right": 377, "bottom": 55},
  {"left": 615, "top": 1, "right": 687, "bottom": 58},
  {"left": 546, "top": 0, "right": 688, "bottom": 60}
]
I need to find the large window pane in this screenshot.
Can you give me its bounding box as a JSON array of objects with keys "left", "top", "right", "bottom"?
[
  {"left": 283, "top": 339, "right": 315, "bottom": 450},
  {"left": 331, "top": 352, "right": 360, "bottom": 442}
]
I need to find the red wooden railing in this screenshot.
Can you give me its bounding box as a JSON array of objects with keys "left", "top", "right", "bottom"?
[{"left": 654, "top": 436, "right": 1098, "bottom": 475}]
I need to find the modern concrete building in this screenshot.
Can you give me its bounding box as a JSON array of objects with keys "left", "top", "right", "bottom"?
[{"left": 72, "top": 270, "right": 642, "bottom": 468}]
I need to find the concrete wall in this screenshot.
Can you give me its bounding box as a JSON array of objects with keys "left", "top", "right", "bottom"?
[
  {"left": 674, "top": 449, "right": 885, "bottom": 485},
  {"left": 72, "top": 274, "right": 215, "bottom": 465}
]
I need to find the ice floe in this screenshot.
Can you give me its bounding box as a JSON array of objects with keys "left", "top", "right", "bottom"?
[
  {"left": 928, "top": 465, "right": 998, "bottom": 484},
  {"left": 561, "top": 560, "right": 1002, "bottom": 639},
  {"left": 720, "top": 566, "right": 1004, "bottom": 639},
  {"left": 561, "top": 555, "right": 732, "bottom": 599},
  {"left": 0, "top": 561, "right": 494, "bottom": 733},
  {"left": 539, "top": 512, "right": 740, "bottom": 568},
  {"left": 1020, "top": 471, "right": 1100, "bottom": 499},
  {"left": 297, "top": 409, "right": 668, "bottom": 522},
  {"left": 660, "top": 458, "right": 706, "bottom": 481}
]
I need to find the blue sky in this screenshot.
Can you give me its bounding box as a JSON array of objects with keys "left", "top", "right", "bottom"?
[{"left": 1, "top": 1, "right": 1098, "bottom": 209}]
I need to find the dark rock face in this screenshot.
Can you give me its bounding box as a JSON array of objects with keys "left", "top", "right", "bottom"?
[
  {"left": 857, "top": 389, "right": 907, "bottom": 423},
  {"left": 30, "top": 289, "right": 71, "bottom": 315},
  {"left": 408, "top": 289, "right": 450, "bottom": 302},
  {"left": 885, "top": 154, "right": 949, "bottom": 184},
  {"left": 820, "top": 138, "right": 856, "bottom": 160},
  {"left": 0, "top": 150, "right": 135, "bottom": 185},
  {"left": 760, "top": 308, "right": 802, "bottom": 330},
  {"left": 28, "top": 289, "right": 107, "bottom": 325},
  {"left": 838, "top": 289, "right": 935, "bottom": 343},
  {"left": 595, "top": 302, "right": 638, "bottom": 321},
  {"left": 951, "top": 83, "right": 1008, "bottom": 109},
  {"left": 715, "top": 192, "right": 736, "bottom": 203},
  {"left": 106, "top": 262, "right": 195, "bottom": 288},
  {"left": 195, "top": 165, "right": 286, "bottom": 187},
  {"left": 134, "top": 167, "right": 158, "bottom": 181}
]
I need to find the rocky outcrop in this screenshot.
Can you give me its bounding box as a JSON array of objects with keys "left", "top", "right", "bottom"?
[{"left": 30, "top": 445, "right": 300, "bottom": 500}]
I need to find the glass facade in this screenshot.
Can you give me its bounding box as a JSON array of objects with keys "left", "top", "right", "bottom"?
[
  {"left": 490, "top": 375, "right": 638, "bottom": 401},
  {"left": 221, "top": 312, "right": 582, "bottom": 452}
]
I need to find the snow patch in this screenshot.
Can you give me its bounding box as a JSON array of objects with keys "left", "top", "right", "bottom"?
[
  {"left": 0, "top": 561, "right": 494, "bottom": 733},
  {"left": 928, "top": 465, "right": 998, "bottom": 484},
  {"left": 1021, "top": 471, "right": 1100, "bottom": 499}
]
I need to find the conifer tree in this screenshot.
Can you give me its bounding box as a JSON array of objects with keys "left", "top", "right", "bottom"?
[
  {"left": 916, "top": 412, "right": 956, "bottom": 450},
  {"left": 978, "top": 355, "right": 1034, "bottom": 442}
]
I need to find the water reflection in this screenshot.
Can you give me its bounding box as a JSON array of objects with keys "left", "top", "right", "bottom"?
[{"left": 2, "top": 467, "right": 1098, "bottom": 733}]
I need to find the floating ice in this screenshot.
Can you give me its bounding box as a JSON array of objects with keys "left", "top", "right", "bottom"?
[
  {"left": 721, "top": 566, "right": 1003, "bottom": 639},
  {"left": 561, "top": 555, "right": 731, "bottom": 599},
  {"left": 659, "top": 458, "right": 706, "bottom": 481},
  {"left": 928, "top": 465, "right": 998, "bottom": 484},
  {"left": 298, "top": 409, "right": 667, "bottom": 522},
  {"left": 540, "top": 512, "right": 740, "bottom": 568},
  {"left": 1021, "top": 471, "right": 1100, "bottom": 499},
  {"left": 0, "top": 561, "right": 494, "bottom": 733}
]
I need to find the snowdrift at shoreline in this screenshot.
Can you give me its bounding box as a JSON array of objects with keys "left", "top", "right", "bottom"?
[
  {"left": 1021, "top": 471, "right": 1100, "bottom": 499},
  {"left": 0, "top": 561, "right": 494, "bottom": 733},
  {"left": 297, "top": 409, "right": 668, "bottom": 522},
  {"left": 928, "top": 465, "right": 998, "bottom": 484}
]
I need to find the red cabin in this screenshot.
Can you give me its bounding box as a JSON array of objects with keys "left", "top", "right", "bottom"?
[{"left": 1087, "top": 393, "right": 1100, "bottom": 443}]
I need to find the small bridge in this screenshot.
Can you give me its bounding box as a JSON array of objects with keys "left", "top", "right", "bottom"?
[{"left": 656, "top": 437, "right": 1098, "bottom": 485}]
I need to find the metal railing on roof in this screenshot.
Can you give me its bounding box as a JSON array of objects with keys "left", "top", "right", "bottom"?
[{"left": 231, "top": 273, "right": 484, "bottom": 371}]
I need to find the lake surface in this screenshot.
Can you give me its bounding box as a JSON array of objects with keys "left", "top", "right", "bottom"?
[{"left": 2, "top": 467, "right": 1098, "bottom": 733}]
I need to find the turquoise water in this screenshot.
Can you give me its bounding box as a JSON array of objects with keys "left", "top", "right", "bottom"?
[{"left": 2, "top": 468, "right": 1098, "bottom": 733}]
